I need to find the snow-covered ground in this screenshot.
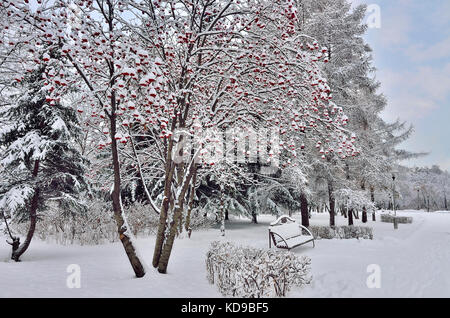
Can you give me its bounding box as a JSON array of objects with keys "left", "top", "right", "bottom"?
[{"left": 1, "top": 210, "right": 449, "bottom": 298}]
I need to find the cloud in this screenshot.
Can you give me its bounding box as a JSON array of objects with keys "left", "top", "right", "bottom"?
[
  {"left": 376, "top": 5, "right": 412, "bottom": 46},
  {"left": 353, "top": 0, "right": 450, "bottom": 170},
  {"left": 408, "top": 36, "right": 450, "bottom": 62},
  {"left": 379, "top": 63, "right": 450, "bottom": 121},
  {"left": 430, "top": 0, "right": 450, "bottom": 29}
]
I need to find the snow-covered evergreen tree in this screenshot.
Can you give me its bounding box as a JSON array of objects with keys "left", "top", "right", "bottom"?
[{"left": 0, "top": 52, "right": 87, "bottom": 261}]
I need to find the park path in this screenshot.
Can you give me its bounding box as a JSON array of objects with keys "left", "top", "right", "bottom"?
[{"left": 299, "top": 211, "right": 450, "bottom": 297}]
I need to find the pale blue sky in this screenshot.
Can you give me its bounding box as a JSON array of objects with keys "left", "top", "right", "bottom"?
[{"left": 351, "top": 0, "right": 450, "bottom": 171}]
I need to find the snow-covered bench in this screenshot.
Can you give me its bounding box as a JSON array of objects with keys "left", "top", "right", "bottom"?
[{"left": 269, "top": 215, "right": 315, "bottom": 250}]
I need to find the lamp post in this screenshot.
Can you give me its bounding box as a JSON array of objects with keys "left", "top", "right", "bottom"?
[
  {"left": 392, "top": 173, "right": 396, "bottom": 217},
  {"left": 391, "top": 170, "right": 398, "bottom": 229},
  {"left": 416, "top": 188, "right": 420, "bottom": 210}
]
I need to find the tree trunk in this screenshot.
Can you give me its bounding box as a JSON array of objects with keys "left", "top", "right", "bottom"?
[
  {"left": 251, "top": 212, "right": 257, "bottom": 224},
  {"left": 11, "top": 191, "right": 38, "bottom": 262},
  {"left": 300, "top": 193, "right": 309, "bottom": 227},
  {"left": 184, "top": 169, "right": 197, "bottom": 233},
  {"left": 328, "top": 180, "right": 335, "bottom": 228},
  {"left": 152, "top": 137, "right": 176, "bottom": 268},
  {"left": 110, "top": 115, "right": 146, "bottom": 278},
  {"left": 99, "top": 12, "right": 146, "bottom": 276},
  {"left": 445, "top": 194, "right": 448, "bottom": 211},
  {"left": 417, "top": 190, "right": 420, "bottom": 210},
  {"left": 370, "top": 186, "right": 376, "bottom": 221},
  {"left": 156, "top": 162, "right": 195, "bottom": 274},
  {"left": 11, "top": 160, "right": 40, "bottom": 262},
  {"left": 362, "top": 206, "right": 367, "bottom": 223},
  {"left": 220, "top": 191, "right": 227, "bottom": 234},
  {"left": 348, "top": 208, "right": 354, "bottom": 226}
]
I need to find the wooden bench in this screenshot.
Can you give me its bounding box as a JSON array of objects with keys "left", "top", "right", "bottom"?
[{"left": 269, "top": 215, "right": 315, "bottom": 250}]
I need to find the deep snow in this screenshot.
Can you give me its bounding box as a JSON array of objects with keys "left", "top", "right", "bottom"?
[{"left": 1, "top": 210, "right": 449, "bottom": 298}]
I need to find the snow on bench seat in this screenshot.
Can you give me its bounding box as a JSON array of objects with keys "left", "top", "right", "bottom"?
[{"left": 269, "top": 215, "right": 315, "bottom": 250}]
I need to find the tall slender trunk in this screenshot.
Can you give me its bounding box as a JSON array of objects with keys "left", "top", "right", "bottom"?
[
  {"left": 110, "top": 115, "right": 146, "bottom": 277},
  {"left": 444, "top": 193, "right": 448, "bottom": 211},
  {"left": 185, "top": 169, "right": 197, "bottom": 233},
  {"left": 220, "top": 189, "right": 227, "bottom": 233},
  {"left": 328, "top": 180, "right": 335, "bottom": 228},
  {"left": 300, "top": 192, "right": 309, "bottom": 227},
  {"left": 370, "top": 186, "right": 376, "bottom": 221},
  {"left": 417, "top": 190, "right": 420, "bottom": 210},
  {"left": 103, "top": 4, "right": 145, "bottom": 277},
  {"left": 362, "top": 206, "right": 367, "bottom": 223},
  {"left": 348, "top": 208, "right": 354, "bottom": 226}
]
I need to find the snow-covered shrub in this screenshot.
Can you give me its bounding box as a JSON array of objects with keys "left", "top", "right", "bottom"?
[
  {"left": 125, "top": 202, "right": 160, "bottom": 237},
  {"left": 11, "top": 200, "right": 216, "bottom": 245},
  {"left": 10, "top": 201, "right": 161, "bottom": 245},
  {"left": 336, "top": 225, "right": 373, "bottom": 239},
  {"left": 11, "top": 200, "right": 115, "bottom": 245},
  {"left": 335, "top": 188, "right": 376, "bottom": 211},
  {"left": 188, "top": 209, "right": 217, "bottom": 231},
  {"left": 206, "top": 241, "right": 311, "bottom": 298},
  {"left": 380, "top": 214, "right": 413, "bottom": 224},
  {"left": 309, "top": 225, "right": 373, "bottom": 240},
  {"left": 308, "top": 225, "right": 336, "bottom": 239}
]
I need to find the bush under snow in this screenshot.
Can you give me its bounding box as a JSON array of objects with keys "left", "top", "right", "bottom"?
[
  {"left": 380, "top": 214, "right": 413, "bottom": 224},
  {"left": 309, "top": 225, "right": 373, "bottom": 240},
  {"left": 10, "top": 201, "right": 214, "bottom": 245},
  {"left": 206, "top": 241, "right": 311, "bottom": 298}
]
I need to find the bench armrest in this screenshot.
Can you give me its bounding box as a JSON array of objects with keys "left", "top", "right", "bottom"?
[
  {"left": 269, "top": 229, "right": 289, "bottom": 249},
  {"left": 298, "top": 224, "right": 314, "bottom": 238}
]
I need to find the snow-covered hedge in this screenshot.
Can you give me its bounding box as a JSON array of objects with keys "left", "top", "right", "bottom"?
[
  {"left": 309, "top": 225, "right": 373, "bottom": 240},
  {"left": 380, "top": 214, "right": 413, "bottom": 224},
  {"left": 206, "top": 241, "right": 311, "bottom": 298}
]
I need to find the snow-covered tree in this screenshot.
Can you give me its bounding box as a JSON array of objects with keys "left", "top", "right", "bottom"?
[
  {"left": 296, "top": 0, "right": 421, "bottom": 226},
  {"left": 0, "top": 0, "right": 156, "bottom": 276},
  {"left": 120, "top": 0, "right": 357, "bottom": 273},
  {"left": 398, "top": 165, "right": 450, "bottom": 211},
  {"left": 0, "top": 54, "right": 87, "bottom": 261}
]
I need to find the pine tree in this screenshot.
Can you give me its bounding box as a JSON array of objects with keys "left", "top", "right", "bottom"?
[{"left": 0, "top": 52, "right": 87, "bottom": 261}]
